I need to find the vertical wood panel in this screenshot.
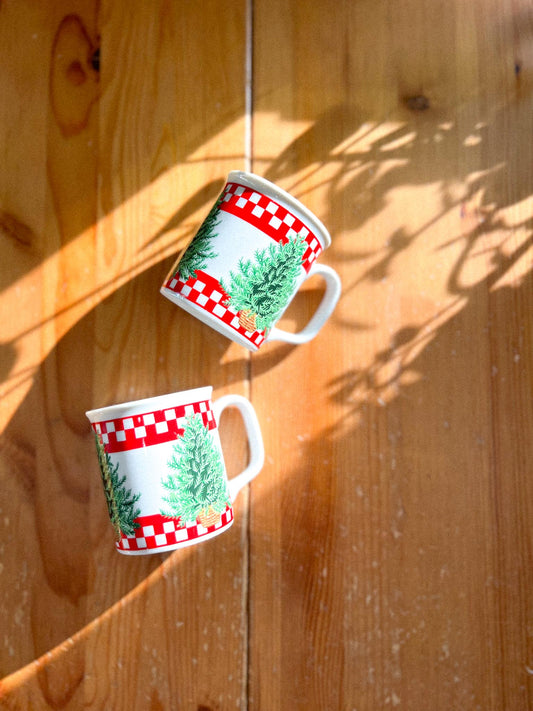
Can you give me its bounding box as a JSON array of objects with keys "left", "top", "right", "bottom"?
[
  {"left": 1, "top": 1, "right": 249, "bottom": 709},
  {"left": 249, "top": 1, "right": 533, "bottom": 709}
]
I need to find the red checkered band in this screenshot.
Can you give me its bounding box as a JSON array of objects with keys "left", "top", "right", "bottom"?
[
  {"left": 117, "top": 508, "right": 234, "bottom": 552},
  {"left": 220, "top": 182, "right": 323, "bottom": 272},
  {"left": 91, "top": 399, "right": 215, "bottom": 453},
  {"left": 163, "top": 270, "right": 267, "bottom": 349}
]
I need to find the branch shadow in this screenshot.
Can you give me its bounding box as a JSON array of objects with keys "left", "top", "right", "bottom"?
[
  {"left": 3, "top": 56, "right": 533, "bottom": 680},
  {"left": 249, "top": 236, "right": 533, "bottom": 709}
]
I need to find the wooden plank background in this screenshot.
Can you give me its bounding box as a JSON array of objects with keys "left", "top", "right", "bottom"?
[{"left": 1, "top": 1, "right": 532, "bottom": 709}]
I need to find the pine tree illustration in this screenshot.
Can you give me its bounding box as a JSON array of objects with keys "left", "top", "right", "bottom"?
[
  {"left": 160, "top": 414, "right": 230, "bottom": 527},
  {"left": 175, "top": 195, "right": 223, "bottom": 281},
  {"left": 221, "top": 234, "right": 307, "bottom": 333},
  {"left": 95, "top": 433, "right": 141, "bottom": 538}
]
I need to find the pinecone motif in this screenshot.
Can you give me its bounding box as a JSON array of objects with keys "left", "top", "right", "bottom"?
[
  {"left": 238, "top": 309, "right": 257, "bottom": 332},
  {"left": 198, "top": 506, "right": 221, "bottom": 528}
]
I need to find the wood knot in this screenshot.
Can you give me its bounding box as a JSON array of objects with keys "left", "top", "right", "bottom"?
[
  {"left": 91, "top": 47, "right": 100, "bottom": 72},
  {"left": 0, "top": 209, "right": 35, "bottom": 248},
  {"left": 50, "top": 15, "right": 100, "bottom": 136},
  {"left": 66, "top": 60, "right": 87, "bottom": 86},
  {"left": 405, "top": 95, "right": 430, "bottom": 112}
]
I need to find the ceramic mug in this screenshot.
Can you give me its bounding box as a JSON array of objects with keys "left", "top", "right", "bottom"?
[
  {"left": 160, "top": 170, "right": 341, "bottom": 351},
  {"left": 86, "top": 386, "right": 264, "bottom": 555}
]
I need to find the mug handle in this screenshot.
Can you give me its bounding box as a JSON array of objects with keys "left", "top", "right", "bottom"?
[
  {"left": 212, "top": 394, "right": 265, "bottom": 502},
  {"left": 267, "top": 263, "right": 341, "bottom": 345}
]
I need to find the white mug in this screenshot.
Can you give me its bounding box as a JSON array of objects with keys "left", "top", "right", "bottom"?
[
  {"left": 86, "top": 386, "right": 264, "bottom": 555},
  {"left": 161, "top": 170, "right": 341, "bottom": 351}
]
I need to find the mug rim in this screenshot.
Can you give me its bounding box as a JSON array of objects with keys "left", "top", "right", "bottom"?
[
  {"left": 86, "top": 385, "right": 213, "bottom": 423},
  {"left": 227, "top": 170, "right": 332, "bottom": 249}
]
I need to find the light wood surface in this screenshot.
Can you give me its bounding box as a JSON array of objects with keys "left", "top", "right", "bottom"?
[{"left": 1, "top": 1, "right": 532, "bottom": 709}]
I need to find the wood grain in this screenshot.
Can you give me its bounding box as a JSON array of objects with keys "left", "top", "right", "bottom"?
[
  {"left": 1, "top": 0, "right": 533, "bottom": 709},
  {"left": 1, "top": 1, "right": 249, "bottom": 709},
  {"left": 249, "top": 0, "right": 533, "bottom": 709}
]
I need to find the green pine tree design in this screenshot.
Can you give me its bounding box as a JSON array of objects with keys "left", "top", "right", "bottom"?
[
  {"left": 221, "top": 234, "right": 307, "bottom": 333},
  {"left": 95, "top": 433, "right": 141, "bottom": 538},
  {"left": 175, "top": 195, "right": 222, "bottom": 281},
  {"left": 160, "top": 414, "right": 230, "bottom": 526}
]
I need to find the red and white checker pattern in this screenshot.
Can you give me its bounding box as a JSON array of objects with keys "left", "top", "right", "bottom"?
[
  {"left": 163, "top": 270, "right": 267, "bottom": 349},
  {"left": 117, "top": 508, "right": 234, "bottom": 552},
  {"left": 220, "top": 181, "right": 323, "bottom": 272},
  {"left": 91, "top": 399, "right": 216, "bottom": 453}
]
